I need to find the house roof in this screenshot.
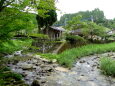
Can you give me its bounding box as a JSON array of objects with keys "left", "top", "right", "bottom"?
[{"left": 50, "top": 26, "right": 65, "bottom": 31}]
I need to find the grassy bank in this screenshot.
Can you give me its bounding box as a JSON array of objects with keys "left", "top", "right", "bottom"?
[
  {"left": 57, "top": 42, "right": 115, "bottom": 68},
  {"left": 100, "top": 57, "right": 115, "bottom": 76},
  {"left": 41, "top": 42, "right": 115, "bottom": 68}
]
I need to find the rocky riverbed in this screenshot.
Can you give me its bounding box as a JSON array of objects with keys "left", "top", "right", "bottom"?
[
  {"left": 8, "top": 52, "right": 115, "bottom": 86},
  {"left": 7, "top": 54, "right": 58, "bottom": 86},
  {"left": 44, "top": 52, "right": 115, "bottom": 86}
]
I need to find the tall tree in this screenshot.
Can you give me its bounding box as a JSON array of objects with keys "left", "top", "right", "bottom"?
[
  {"left": 0, "top": 0, "right": 57, "bottom": 54},
  {"left": 36, "top": 0, "right": 57, "bottom": 33},
  {"left": 36, "top": 10, "right": 57, "bottom": 33}
]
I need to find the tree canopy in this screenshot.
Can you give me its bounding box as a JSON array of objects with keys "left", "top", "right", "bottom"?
[
  {"left": 0, "top": 0, "right": 57, "bottom": 54},
  {"left": 54, "top": 8, "right": 105, "bottom": 27}
]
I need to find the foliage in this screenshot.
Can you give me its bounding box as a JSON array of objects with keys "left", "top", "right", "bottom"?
[
  {"left": 57, "top": 42, "right": 115, "bottom": 68},
  {"left": 65, "top": 15, "right": 87, "bottom": 30},
  {"left": 82, "top": 22, "right": 108, "bottom": 38},
  {"left": 0, "top": 0, "right": 57, "bottom": 55},
  {"left": 0, "top": 8, "right": 37, "bottom": 40},
  {"left": 0, "top": 66, "right": 28, "bottom": 86},
  {"left": 40, "top": 53, "right": 58, "bottom": 60},
  {"left": 0, "top": 39, "right": 32, "bottom": 54},
  {"left": 100, "top": 57, "right": 115, "bottom": 76},
  {"left": 37, "top": 0, "right": 56, "bottom": 17},
  {"left": 36, "top": 10, "right": 57, "bottom": 33},
  {"left": 65, "top": 15, "right": 108, "bottom": 40},
  {"left": 65, "top": 15, "right": 107, "bottom": 41},
  {"left": 66, "top": 35, "right": 87, "bottom": 46},
  {"left": 0, "top": 0, "right": 30, "bottom": 12},
  {"left": 55, "top": 8, "right": 105, "bottom": 27},
  {"left": 41, "top": 42, "right": 115, "bottom": 68}
]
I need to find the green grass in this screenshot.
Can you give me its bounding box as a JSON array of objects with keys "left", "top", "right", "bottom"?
[
  {"left": 100, "top": 57, "right": 115, "bottom": 76},
  {"left": 57, "top": 42, "right": 115, "bottom": 68}
]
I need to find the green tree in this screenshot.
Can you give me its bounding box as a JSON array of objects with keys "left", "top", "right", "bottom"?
[
  {"left": 36, "top": 10, "right": 57, "bottom": 33},
  {"left": 65, "top": 16, "right": 107, "bottom": 41},
  {"left": 91, "top": 8, "right": 105, "bottom": 24},
  {"left": 55, "top": 8, "right": 105, "bottom": 27},
  {"left": 65, "top": 15, "right": 87, "bottom": 30},
  {"left": 0, "top": 0, "right": 57, "bottom": 54},
  {"left": 36, "top": 0, "right": 57, "bottom": 33}
]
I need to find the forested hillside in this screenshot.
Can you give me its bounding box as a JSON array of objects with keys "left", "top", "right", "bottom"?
[{"left": 54, "top": 8, "right": 115, "bottom": 30}]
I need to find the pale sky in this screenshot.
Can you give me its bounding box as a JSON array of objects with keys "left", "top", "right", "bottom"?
[{"left": 56, "top": 0, "right": 115, "bottom": 20}]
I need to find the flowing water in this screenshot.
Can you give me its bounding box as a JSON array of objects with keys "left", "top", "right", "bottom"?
[{"left": 44, "top": 52, "right": 115, "bottom": 86}]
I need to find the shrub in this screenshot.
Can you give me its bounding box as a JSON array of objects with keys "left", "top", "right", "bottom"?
[
  {"left": 0, "top": 39, "right": 32, "bottom": 54},
  {"left": 66, "top": 35, "right": 87, "bottom": 46},
  {"left": 0, "top": 67, "right": 22, "bottom": 81},
  {"left": 0, "top": 66, "right": 26, "bottom": 86},
  {"left": 100, "top": 57, "right": 115, "bottom": 76}
]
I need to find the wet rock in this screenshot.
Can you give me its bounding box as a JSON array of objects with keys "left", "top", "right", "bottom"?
[
  {"left": 41, "top": 80, "right": 46, "bottom": 84},
  {"left": 88, "top": 81, "right": 97, "bottom": 86},
  {"left": 97, "top": 66, "right": 100, "bottom": 69},
  {"left": 79, "top": 60, "right": 86, "bottom": 63},
  {"left": 45, "top": 67, "right": 53, "bottom": 72},
  {"left": 12, "top": 60, "right": 19, "bottom": 65},
  {"left": 31, "top": 80, "right": 40, "bottom": 86},
  {"left": 81, "top": 74, "right": 84, "bottom": 76},
  {"left": 5, "top": 54, "right": 14, "bottom": 58},
  {"left": 92, "top": 64, "right": 97, "bottom": 67},
  {"left": 21, "top": 72, "right": 28, "bottom": 77},
  {"left": 55, "top": 67, "right": 69, "bottom": 72},
  {"left": 14, "top": 50, "right": 23, "bottom": 56},
  {"left": 26, "top": 53, "right": 33, "bottom": 57},
  {"left": 91, "top": 69, "right": 94, "bottom": 71},
  {"left": 87, "top": 62, "right": 90, "bottom": 64}
]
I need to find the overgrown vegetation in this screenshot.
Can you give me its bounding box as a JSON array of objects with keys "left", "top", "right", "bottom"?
[
  {"left": 0, "top": 66, "right": 28, "bottom": 86},
  {"left": 41, "top": 42, "right": 115, "bottom": 68},
  {"left": 57, "top": 42, "right": 115, "bottom": 68},
  {"left": 0, "top": 39, "right": 32, "bottom": 54},
  {"left": 100, "top": 57, "right": 115, "bottom": 76},
  {"left": 66, "top": 35, "right": 87, "bottom": 46}
]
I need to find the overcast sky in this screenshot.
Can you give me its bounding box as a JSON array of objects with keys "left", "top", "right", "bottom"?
[{"left": 56, "top": 0, "right": 115, "bottom": 20}]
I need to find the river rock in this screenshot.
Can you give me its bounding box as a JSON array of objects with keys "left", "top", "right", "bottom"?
[
  {"left": 31, "top": 80, "right": 40, "bottom": 86},
  {"left": 52, "top": 59, "right": 57, "bottom": 63},
  {"left": 33, "top": 55, "right": 41, "bottom": 59},
  {"left": 21, "top": 63, "right": 33, "bottom": 70},
  {"left": 79, "top": 60, "right": 86, "bottom": 63},
  {"left": 55, "top": 67, "right": 69, "bottom": 72},
  {"left": 14, "top": 50, "right": 23, "bottom": 56},
  {"left": 32, "top": 59, "right": 38, "bottom": 63}
]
